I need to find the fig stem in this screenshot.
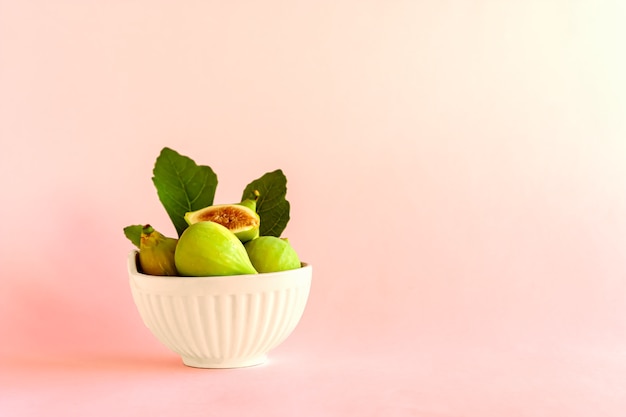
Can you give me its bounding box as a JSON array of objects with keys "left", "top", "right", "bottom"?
[{"left": 142, "top": 224, "right": 154, "bottom": 235}]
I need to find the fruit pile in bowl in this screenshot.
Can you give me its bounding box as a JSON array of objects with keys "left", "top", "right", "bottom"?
[{"left": 124, "top": 147, "right": 312, "bottom": 368}]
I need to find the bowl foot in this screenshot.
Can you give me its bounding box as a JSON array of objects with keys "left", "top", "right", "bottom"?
[{"left": 182, "top": 355, "right": 267, "bottom": 369}]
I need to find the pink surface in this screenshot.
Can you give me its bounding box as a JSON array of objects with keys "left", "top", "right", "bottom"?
[{"left": 1, "top": 1, "right": 626, "bottom": 416}]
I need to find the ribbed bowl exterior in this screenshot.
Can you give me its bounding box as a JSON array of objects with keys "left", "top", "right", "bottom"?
[{"left": 127, "top": 251, "right": 312, "bottom": 368}]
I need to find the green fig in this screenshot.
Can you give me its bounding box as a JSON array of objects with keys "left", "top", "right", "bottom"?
[
  {"left": 174, "top": 221, "right": 258, "bottom": 276},
  {"left": 239, "top": 190, "right": 260, "bottom": 212},
  {"left": 244, "top": 236, "right": 301, "bottom": 273},
  {"left": 139, "top": 225, "right": 179, "bottom": 276},
  {"left": 184, "top": 195, "right": 260, "bottom": 243}
]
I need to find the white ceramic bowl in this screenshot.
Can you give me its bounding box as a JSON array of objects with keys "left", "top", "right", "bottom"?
[{"left": 127, "top": 251, "right": 312, "bottom": 368}]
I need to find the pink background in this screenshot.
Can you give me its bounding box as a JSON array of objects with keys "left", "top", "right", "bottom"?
[{"left": 2, "top": 1, "right": 626, "bottom": 416}]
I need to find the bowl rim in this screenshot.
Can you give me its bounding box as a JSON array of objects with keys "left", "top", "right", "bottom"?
[{"left": 127, "top": 250, "right": 311, "bottom": 280}]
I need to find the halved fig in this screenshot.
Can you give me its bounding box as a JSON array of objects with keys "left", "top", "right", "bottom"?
[{"left": 184, "top": 203, "right": 260, "bottom": 243}]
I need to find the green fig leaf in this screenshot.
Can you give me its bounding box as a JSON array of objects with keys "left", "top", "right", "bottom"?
[
  {"left": 152, "top": 147, "right": 218, "bottom": 237},
  {"left": 241, "top": 169, "right": 290, "bottom": 237},
  {"left": 123, "top": 224, "right": 143, "bottom": 248}
]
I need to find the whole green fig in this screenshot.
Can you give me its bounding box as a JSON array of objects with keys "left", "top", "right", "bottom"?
[
  {"left": 238, "top": 190, "right": 260, "bottom": 212},
  {"left": 244, "top": 236, "right": 301, "bottom": 273},
  {"left": 139, "top": 225, "right": 178, "bottom": 276},
  {"left": 174, "top": 221, "right": 257, "bottom": 276}
]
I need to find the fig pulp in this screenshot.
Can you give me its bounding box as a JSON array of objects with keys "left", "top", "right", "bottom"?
[
  {"left": 244, "top": 236, "right": 301, "bottom": 273},
  {"left": 174, "top": 221, "right": 258, "bottom": 276},
  {"left": 139, "top": 225, "right": 178, "bottom": 276},
  {"left": 184, "top": 201, "right": 260, "bottom": 243}
]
